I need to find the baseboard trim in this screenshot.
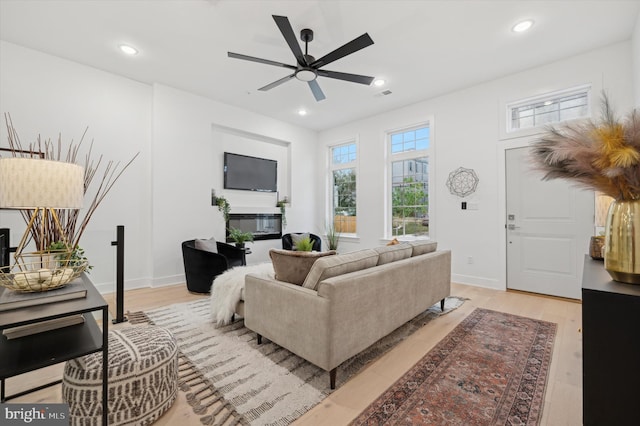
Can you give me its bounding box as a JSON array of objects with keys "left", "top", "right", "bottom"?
[
  {"left": 93, "top": 277, "right": 152, "bottom": 295},
  {"left": 152, "top": 274, "right": 185, "bottom": 288},
  {"left": 452, "top": 274, "right": 502, "bottom": 290},
  {"left": 90, "top": 274, "right": 185, "bottom": 295}
]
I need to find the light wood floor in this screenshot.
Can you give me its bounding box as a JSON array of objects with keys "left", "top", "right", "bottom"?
[{"left": 5, "top": 282, "right": 582, "bottom": 425}]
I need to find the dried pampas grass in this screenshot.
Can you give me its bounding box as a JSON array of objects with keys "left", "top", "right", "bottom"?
[
  {"left": 530, "top": 93, "right": 640, "bottom": 200},
  {"left": 2, "top": 113, "right": 139, "bottom": 251}
]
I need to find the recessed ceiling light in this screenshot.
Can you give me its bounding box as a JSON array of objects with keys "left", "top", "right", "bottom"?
[
  {"left": 373, "top": 79, "right": 386, "bottom": 87},
  {"left": 119, "top": 44, "right": 138, "bottom": 55},
  {"left": 298, "top": 109, "right": 307, "bottom": 116},
  {"left": 512, "top": 20, "right": 534, "bottom": 33}
]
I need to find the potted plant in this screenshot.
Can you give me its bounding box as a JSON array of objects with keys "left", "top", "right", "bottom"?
[
  {"left": 276, "top": 196, "right": 288, "bottom": 228},
  {"left": 227, "top": 227, "right": 253, "bottom": 248},
  {"left": 49, "top": 241, "right": 92, "bottom": 271},
  {"left": 294, "top": 236, "right": 314, "bottom": 252},
  {"left": 326, "top": 223, "right": 340, "bottom": 251},
  {"left": 214, "top": 194, "right": 231, "bottom": 223}
]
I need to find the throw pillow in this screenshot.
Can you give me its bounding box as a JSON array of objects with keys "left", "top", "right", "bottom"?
[
  {"left": 269, "top": 249, "right": 336, "bottom": 286},
  {"left": 374, "top": 243, "right": 413, "bottom": 265},
  {"left": 302, "top": 249, "right": 379, "bottom": 290},
  {"left": 194, "top": 237, "right": 217, "bottom": 253},
  {"left": 290, "top": 233, "right": 310, "bottom": 250},
  {"left": 409, "top": 240, "right": 437, "bottom": 256}
]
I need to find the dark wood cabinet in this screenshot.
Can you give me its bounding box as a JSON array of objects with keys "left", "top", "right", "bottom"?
[{"left": 582, "top": 257, "right": 640, "bottom": 425}]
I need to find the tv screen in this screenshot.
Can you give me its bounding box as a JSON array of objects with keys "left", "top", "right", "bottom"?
[{"left": 224, "top": 152, "right": 277, "bottom": 192}]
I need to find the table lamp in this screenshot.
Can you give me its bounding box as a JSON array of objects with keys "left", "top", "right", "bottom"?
[{"left": 0, "top": 157, "right": 85, "bottom": 291}]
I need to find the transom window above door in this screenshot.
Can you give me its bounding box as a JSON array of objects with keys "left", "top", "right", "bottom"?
[{"left": 507, "top": 85, "right": 591, "bottom": 133}]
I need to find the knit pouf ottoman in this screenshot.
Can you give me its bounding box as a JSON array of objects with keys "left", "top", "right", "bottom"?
[{"left": 62, "top": 326, "right": 178, "bottom": 426}]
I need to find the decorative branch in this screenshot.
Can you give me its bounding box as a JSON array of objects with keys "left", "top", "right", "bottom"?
[{"left": 3, "top": 113, "right": 139, "bottom": 251}]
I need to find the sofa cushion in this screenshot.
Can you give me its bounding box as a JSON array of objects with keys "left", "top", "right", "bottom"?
[
  {"left": 269, "top": 249, "right": 336, "bottom": 286},
  {"left": 194, "top": 237, "right": 217, "bottom": 253},
  {"left": 302, "top": 249, "right": 379, "bottom": 290},
  {"left": 374, "top": 243, "right": 413, "bottom": 265},
  {"left": 409, "top": 240, "right": 437, "bottom": 256}
]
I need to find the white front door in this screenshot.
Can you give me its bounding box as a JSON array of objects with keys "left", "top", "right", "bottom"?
[{"left": 505, "top": 146, "right": 594, "bottom": 299}]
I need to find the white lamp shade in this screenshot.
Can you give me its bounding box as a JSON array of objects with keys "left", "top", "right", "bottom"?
[{"left": 0, "top": 157, "right": 84, "bottom": 209}]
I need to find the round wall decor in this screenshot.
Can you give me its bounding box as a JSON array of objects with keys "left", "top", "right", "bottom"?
[{"left": 446, "top": 167, "right": 479, "bottom": 197}]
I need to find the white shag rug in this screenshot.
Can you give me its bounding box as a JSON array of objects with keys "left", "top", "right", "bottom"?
[{"left": 209, "top": 263, "right": 274, "bottom": 326}]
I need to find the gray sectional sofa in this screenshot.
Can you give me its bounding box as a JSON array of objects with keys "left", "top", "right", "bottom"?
[{"left": 243, "top": 241, "right": 451, "bottom": 389}]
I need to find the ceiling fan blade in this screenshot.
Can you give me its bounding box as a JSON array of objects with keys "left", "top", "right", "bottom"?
[
  {"left": 258, "top": 74, "right": 296, "bottom": 91},
  {"left": 310, "top": 33, "right": 374, "bottom": 68},
  {"left": 317, "top": 69, "right": 375, "bottom": 85},
  {"left": 308, "top": 80, "right": 326, "bottom": 101},
  {"left": 228, "top": 52, "right": 297, "bottom": 70},
  {"left": 272, "top": 15, "right": 307, "bottom": 67}
]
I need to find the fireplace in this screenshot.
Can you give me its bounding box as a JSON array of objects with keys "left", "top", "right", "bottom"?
[{"left": 226, "top": 213, "right": 282, "bottom": 242}]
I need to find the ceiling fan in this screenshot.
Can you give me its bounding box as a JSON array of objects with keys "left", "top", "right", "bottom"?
[{"left": 228, "top": 15, "right": 375, "bottom": 102}]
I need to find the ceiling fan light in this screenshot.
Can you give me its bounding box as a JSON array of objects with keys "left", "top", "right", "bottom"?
[
  {"left": 298, "top": 109, "right": 307, "bottom": 116},
  {"left": 373, "top": 79, "right": 386, "bottom": 87},
  {"left": 295, "top": 69, "right": 317, "bottom": 82}
]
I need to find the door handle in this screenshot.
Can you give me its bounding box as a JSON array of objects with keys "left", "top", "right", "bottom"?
[{"left": 507, "top": 224, "right": 521, "bottom": 230}]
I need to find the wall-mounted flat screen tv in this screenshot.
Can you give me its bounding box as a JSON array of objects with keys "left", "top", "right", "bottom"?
[{"left": 224, "top": 152, "right": 277, "bottom": 192}]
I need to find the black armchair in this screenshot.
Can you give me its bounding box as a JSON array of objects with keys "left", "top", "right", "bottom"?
[
  {"left": 181, "top": 239, "right": 246, "bottom": 293},
  {"left": 282, "top": 233, "right": 322, "bottom": 251}
]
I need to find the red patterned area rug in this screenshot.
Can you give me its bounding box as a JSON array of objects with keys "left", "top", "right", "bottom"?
[{"left": 351, "top": 308, "right": 557, "bottom": 426}]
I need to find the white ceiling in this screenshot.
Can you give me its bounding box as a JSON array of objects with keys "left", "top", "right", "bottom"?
[{"left": 1, "top": 0, "right": 639, "bottom": 131}]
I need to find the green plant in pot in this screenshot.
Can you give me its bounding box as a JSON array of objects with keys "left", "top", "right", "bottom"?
[
  {"left": 215, "top": 195, "right": 231, "bottom": 223},
  {"left": 228, "top": 227, "right": 253, "bottom": 248},
  {"left": 326, "top": 223, "right": 340, "bottom": 251},
  {"left": 49, "top": 241, "right": 93, "bottom": 271},
  {"left": 294, "top": 236, "right": 314, "bottom": 252},
  {"left": 276, "top": 196, "right": 288, "bottom": 228}
]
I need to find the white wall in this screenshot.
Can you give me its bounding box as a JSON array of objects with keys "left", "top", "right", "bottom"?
[
  {"left": 318, "top": 41, "right": 635, "bottom": 290},
  {"left": 0, "top": 41, "right": 318, "bottom": 292},
  {"left": 633, "top": 10, "right": 640, "bottom": 106}
]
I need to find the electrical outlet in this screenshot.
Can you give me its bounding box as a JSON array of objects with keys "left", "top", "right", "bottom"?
[{"left": 467, "top": 256, "right": 473, "bottom": 264}]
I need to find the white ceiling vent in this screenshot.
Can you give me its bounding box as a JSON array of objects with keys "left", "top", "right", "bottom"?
[{"left": 375, "top": 90, "right": 393, "bottom": 98}]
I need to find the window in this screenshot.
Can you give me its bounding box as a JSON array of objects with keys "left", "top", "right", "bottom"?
[
  {"left": 389, "top": 126, "right": 430, "bottom": 238},
  {"left": 508, "top": 86, "right": 591, "bottom": 132},
  {"left": 330, "top": 142, "right": 357, "bottom": 233}
]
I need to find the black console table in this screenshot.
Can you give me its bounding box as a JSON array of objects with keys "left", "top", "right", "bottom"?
[
  {"left": 582, "top": 256, "right": 640, "bottom": 425},
  {"left": 0, "top": 273, "right": 108, "bottom": 425}
]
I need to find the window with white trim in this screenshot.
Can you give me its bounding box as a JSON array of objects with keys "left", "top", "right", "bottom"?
[
  {"left": 330, "top": 142, "right": 357, "bottom": 234},
  {"left": 388, "top": 125, "right": 430, "bottom": 238},
  {"left": 507, "top": 86, "right": 591, "bottom": 132}
]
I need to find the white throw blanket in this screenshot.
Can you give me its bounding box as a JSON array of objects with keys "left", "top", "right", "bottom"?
[{"left": 209, "top": 262, "right": 274, "bottom": 326}]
